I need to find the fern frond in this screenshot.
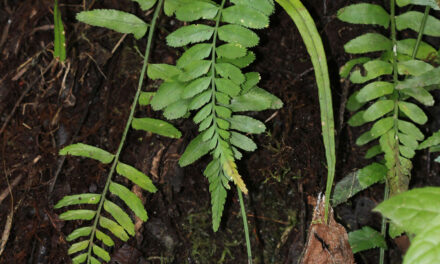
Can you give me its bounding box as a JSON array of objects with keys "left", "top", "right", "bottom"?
[{"left": 149, "top": 0, "right": 281, "bottom": 230}]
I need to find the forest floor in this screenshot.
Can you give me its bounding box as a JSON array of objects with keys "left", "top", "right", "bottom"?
[{"left": 0, "top": 0, "right": 439, "bottom": 263}]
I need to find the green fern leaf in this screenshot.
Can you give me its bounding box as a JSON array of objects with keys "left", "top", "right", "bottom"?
[
  {"left": 147, "top": 64, "right": 181, "bottom": 81},
  {"left": 218, "top": 25, "right": 259, "bottom": 47},
  {"left": 399, "top": 133, "right": 419, "bottom": 150},
  {"left": 229, "top": 87, "right": 283, "bottom": 112},
  {"left": 175, "top": 1, "right": 219, "bottom": 21},
  {"left": 132, "top": 0, "right": 157, "bottom": 10},
  {"left": 177, "top": 44, "right": 213, "bottom": 68},
  {"left": 365, "top": 144, "right": 383, "bottom": 159},
  {"left": 132, "top": 117, "right": 182, "bottom": 138},
  {"left": 95, "top": 229, "right": 114, "bottom": 247},
  {"left": 167, "top": 24, "right": 214, "bottom": 47},
  {"left": 397, "top": 67, "right": 440, "bottom": 90},
  {"left": 216, "top": 43, "right": 247, "bottom": 59},
  {"left": 340, "top": 57, "right": 372, "bottom": 79},
  {"left": 398, "top": 120, "right": 425, "bottom": 141},
  {"left": 116, "top": 162, "right": 157, "bottom": 192},
  {"left": 241, "top": 72, "right": 260, "bottom": 92},
  {"left": 150, "top": 82, "right": 184, "bottom": 110},
  {"left": 76, "top": 10, "right": 148, "bottom": 39},
  {"left": 183, "top": 77, "right": 212, "bottom": 98},
  {"left": 344, "top": 33, "right": 392, "bottom": 54},
  {"left": 103, "top": 200, "right": 135, "bottom": 235},
  {"left": 109, "top": 182, "right": 148, "bottom": 221},
  {"left": 60, "top": 210, "right": 96, "bottom": 221},
  {"left": 92, "top": 245, "right": 110, "bottom": 262},
  {"left": 349, "top": 60, "right": 393, "bottom": 84},
  {"left": 189, "top": 90, "right": 212, "bottom": 110},
  {"left": 72, "top": 253, "right": 87, "bottom": 264},
  {"left": 89, "top": 256, "right": 100, "bottom": 264},
  {"left": 193, "top": 104, "right": 213, "bottom": 124},
  {"left": 215, "top": 63, "right": 245, "bottom": 84},
  {"left": 179, "top": 133, "right": 212, "bottom": 166},
  {"left": 356, "top": 82, "right": 394, "bottom": 103},
  {"left": 99, "top": 216, "right": 129, "bottom": 241},
  {"left": 53, "top": 0, "right": 66, "bottom": 62},
  {"left": 349, "top": 226, "right": 387, "bottom": 253},
  {"left": 396, "top": 11, "right": 440, "bottom": 37},
  {"left": 400, "top": 144, "right": 415, "bottom": 158},
  {"left": 231, "top": 0, "right": 275, "bottom": 16},
  {"left": 229, "top": 115, "right": 265, "bottom": 134},
  {"left": 337, "top": 3, "right": 390, "bottom": 28},
  {"left": 348, "top": 111, "right": 367, "bottom": 127},
  {"left": 398, "top": 101, "right": 428, "bottom": 125},
  {"left": 419, "top": 131, "right": 440, "bottom": 149},
  {"left": 139, "top": 92, "right": 154, "bottom": 106},
  {"left": 397, "top": 60, "right": 434, "bottom": 76},
  {"left": 399, "top": 87, "right": 434, "bottom": 106},
  {"left": 217, "top": 51, "right": 256, "bottom": 68},
  {"left": 54, "top": 193, "right": 101, "bottom": 208},
  {"left": 397, "top": 39, "right": 437, "bottom": 60},
  {"left": 397, "top": 0, "right": 440, "bottom": 10},
  {"left": 230, "top": 132, "right": 257, "bottom": 151},
  {"left": 59, "top": 143, "right": 114, "bottom": 164},
  {"left": 68, "top": 240, "right": 89, "bottom": 255},
  {"left": 215, "top": 78, "right": 241, "bottom": 96},
  {"left": 371, "top": 117, "right": 394, "bottom": 138},
  {"left": 179, "top": 60, "right": 212, "bottom": 82},
  {"left": 163, "top": 99, "right": 190, "bottom": 119},
  {"left": 346, "top": 91, "right": 366, "bottom": 112},
  {"left": 363, "top": 100, "right": 394, "bottom": 122},
  {"left": 205, "top": 163, "right": 227, "bottom": 231},
  {"left": 66, "top": 226, "right": 92, "bottom": 242},
  {"left": 222, "top": 5, "right": 269, "bottom": 29}
]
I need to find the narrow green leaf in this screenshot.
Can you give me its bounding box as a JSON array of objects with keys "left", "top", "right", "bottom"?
[
  {"left": 183, "top": 76, "right": 212, "bottom": 99},
  {"left": 150, "top": 81, "right": 184, "bottom": 110},
  {"left": 216, "top": 43, "right": 247, "bottom": 59},
  {"left": 217, "top": 51, "right": 256, "bottom": 68},
  {"left": 132, "top": 117, "right": 181, "bottom": 139},
  {"left": 419, "top": 131, "right": 440, "bottom": 149},
  {"left": 397, "top": 39, "right": 437, "bottom": 60},
  {"left": 344, "top": 33, "right": 392, "bottom": 54},
  {"left": 356, "top": 130, "right": 375, "bottom": 146},
  {"left": 177, "top": 43, "right": 212, "bottom": 69},
  {"left": 179, "top": 60, "right": 211, "bottom": 82},
  {"left": 179, "top": 133, "right": 212, "bottom": 166},
  {"left": 175, "top": 1, "right": 219, "bottom": 22},
  {"left": 356, "top": 81, "right": 394, "bottom": 103},
  {"left": 349, "top": 60, "right": 393, "bottom": 84},
  {"left": 55, "top": 193, "right": 101, "bottom": 209},
  {"left": 215, "top": 63, "right": 245, "bottom": 84},
  {"left": 222, "top": 5, "right": 269, "bottom": 29},
  {"left": 229, "top": 87, "right": 283, "bottom": 112},
  {"left": 208, "top": 173, "right": 227, "bottom": 231},
  {"left": 147, "top": 64, "right": 181, "bottom": 81},
  {"left": 400, "top": 87, "right": 434, "bottom": 106},
  {"left": 189, "top": 90, "right": 211, "bottom": 110},
  {"left": 242, "top": 72, "right": 261, "bottom": 93},
  {"left": 164, "top": 99, "right": 189, "bottom": 120},
  {"left": 397, "top": 60, "right": 434, "bottom": 76},
  {"left": 346, "top": 91, "right": 366, "bottom": 112},
  {"left": 397, "top": 0, "right": 440, "bottom": 10},
  {"left": 337, "top": 3, "right": 390, "bottom": 28},
  {"left": 116, "top": 162, "right": 157, "bottom": 192},
  {"left": 403, "top": 214, "right": 440, "bottom": 264},
  {"left": 398, "top": 101, "right": 428, "bottom": 125},
  {"left": 59, "top": 143, "right": 114, "bottom": 164},
  {"left": 397, "top": 67, "right": 440, "bottom": 90},
  {"left": 76, "top": 10, "right": 148, "bottom": 39},
  {"left": 109, "top": 182, "right": 148, "bottom": 221},
  {"left": 229, "top": 115, "right": 265, "bottom": 134},
  {"left": 66, "top": 226, "right": 92, "bottom": 242},
  {"left": 374, "top": 187, "right": 440, "bottom": 234},
  {"left": 363, "top": 100, "right": 394, "bottom": 122},
  {"left": 348, "top": 111, "right": 367, "bottom": 127},
  {"left": 167, "top": 24, "right": 214, "bottom": 47},
  {"left": 396, "top": 11, "right": 440, "bottom": 37},
  {"left": 59, "top": 210, "right": 96, "bottom": 221},
  {"left": 53, "top": 0, "right": 66, "bottom": 61},
  {"left": 349, "top": 226, "right": 387, "bottom": 253},
  {"left": 132, "top": 0, "right": 157, "bottom": 10},
  {"left": 215, "top": 106, "right": 232, "bottom": 118},
  {"left": 400, "top": 144, "right": 415, "bottom": 158},
  {"left": 68, "top": 240, "right": 89, "bottom": 255},
  {"left": 95, "top": 229, "right": 114, "bottom": 247},
  {"left": 365, "top": 144, "right": 383, "bottom": 159},
  {"left": 398, "top": 133, "right": 419, "bottom": 150},
  {"left": 230, "top": 132, "right": 257, "bottom": 152},
  {"left": 93, "top": 245, "right": 110, "bottom": 262},
  {"left": 193, "top": 104, "right": 212, "bottom": 124},
  {"left": 218, "top": 24, "right": 259, "bottom": 48},
  {"left": 103, "top": 200, "right": 135, "bottom": 236},
  {"left": 99, "top": 216, "right": 129, "bottom": 241},
  {"left": 398, "top": 120, "right": 425, "bottom": 141}
]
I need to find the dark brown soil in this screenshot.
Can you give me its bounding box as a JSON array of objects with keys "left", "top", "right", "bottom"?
[{"left": 1, "top": 0, "right": 439, "bottom": 263}]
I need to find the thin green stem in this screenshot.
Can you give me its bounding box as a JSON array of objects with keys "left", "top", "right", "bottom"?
[
  {"left": 379, "top": 183, "right": 389, "bottom": 264},
  {"left": 411, "top": 6, "right": 431, "bottom": 60},
  {"left": 84, "top": 0, "right": 163, "bottom": 262},
  {"left": 237, "top": 186, "right": 252, "bottom": 264}
]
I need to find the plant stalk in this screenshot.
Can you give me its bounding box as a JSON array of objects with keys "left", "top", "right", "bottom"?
[
  {"left": 411, "top": 6, "right": 431, "bottom": 60},
  {"left": 379, "top": 183, "right": 389, "bottom": 264},
  {"left": 238, "top": 186, "right": 253, "bottom": 264},
  {"left": 84, "top": 0, "right": 163, "bottom": 262}
]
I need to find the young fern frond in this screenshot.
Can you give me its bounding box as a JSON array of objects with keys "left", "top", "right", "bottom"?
[
  {"left": 337, "top": 0, "right": 440, "bottom": 241},
  {"left": 148, "top": 0, "right": 282, "bottom": 231},
  {"left": 55, "top": 1, "right": 181, "bottom": 263}
]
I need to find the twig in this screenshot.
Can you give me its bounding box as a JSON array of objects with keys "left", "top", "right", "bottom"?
[
  {"left": 0, "top": 174, "right": 23, "bottom": 206},
  {"left": 0, "top": 60, "right": 55, "bottom": 136}
]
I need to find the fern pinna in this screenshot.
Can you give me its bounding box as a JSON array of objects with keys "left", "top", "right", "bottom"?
[
  {"left": 54, "top": 1, "right": 183, "bottom": 263},
  {"left": 338, "top": 0, "right": 440, "bottom": 236},
  {"left": 147, "top": 0, "right": 282, "bottom": 231}
]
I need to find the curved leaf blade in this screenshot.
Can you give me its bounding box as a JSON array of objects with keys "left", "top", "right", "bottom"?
[
  {"left": 132, "top": 117, "right": 182, "bottom": 139},
  {"left": 59, "top": 143, "right": 114, "bottom": 164}
]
